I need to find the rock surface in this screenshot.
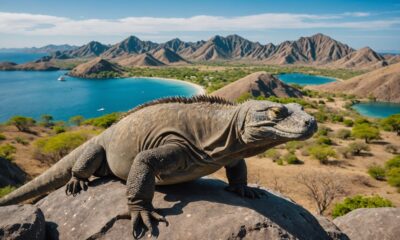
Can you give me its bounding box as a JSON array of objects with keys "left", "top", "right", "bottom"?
[
  {"left": 36, "top": 177, "right": 339, "bottom": 240},
  {"left": 0, "top": 204, "right": 45, "bottom": 240},
  {"left": 333, "top": 207, "right": 400, "bottom": 240},
  {"left": 212, "top": 71, "right": 303, "bottom": 101}
]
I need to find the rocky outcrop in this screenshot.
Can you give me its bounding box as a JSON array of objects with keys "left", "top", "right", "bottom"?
[
  {"left": 116, "top": 53, "right": 166, "bottom": 67},
  {"left": 0, "top": 61, "right": 17, "bottom": 70},
  {"left": 212, "top": 71, "right": 303, "bottom": 101},
  {"left": 65, "top": 41, "right": 110, "bottom": 58},
  {"left": 330, "top": 47, "right": 387, "bottom": 70},
  {"left": 69, "top": 58, "right": 125, "bottom": 78},
  {"left": 151, "top": 47, "right": 190, "bottom": 64},
  {"left": 0, "top": 157, "right": 26, "bottom": 187},
  {"left": 333, "top": 208, "right": 400, "bottom": 240},
  {"left": 36, "top": 177, "right": 339, "bottom": 240},
  {"left": 101, "top": 36, "right": 158, "bottom": 58},
  {"left": 308, "top": 62, "right": 400, "bottom": 103},
  {"left": 0, "top": 204, "right": 45, "bottom": 240}
]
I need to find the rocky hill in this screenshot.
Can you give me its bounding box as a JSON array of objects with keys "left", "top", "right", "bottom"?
[
  {"left": 116, "top": 53, "right": 166, "bottom": 67},
  {"left": 309, "top": 62, "right": 400, "bottom": 103},
  {"left": 69, "top": 58, "right": 124, "bottom": 78},
  {"left": 330, "top": 47, "right": 387, "bottom": 69},
  {"left": 151, "top": 47, "right": 189, "bottom": 64},
  {"left": 65, "top": 41, "right": 110, "bottom": 58},
  {"left": 102, "top": 36, "right": 158, "bottom": 58},
  {"left": 212, "top": 71, "right": 303, "bottom": 101}
]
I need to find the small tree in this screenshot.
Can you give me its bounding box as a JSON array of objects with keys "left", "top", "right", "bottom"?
[
  {"left": 348, "top": 141, "right": 370, "bottom": 156},
  {"left": 8, "top": 116, "right": 36, "bottom": 132},
  {"left": 367, "top": 165, "right": 386, "bottom": 180},
  {"left": 69, "top": 115, "right": 84, "bottom": 126},
  {"left": 297, "top": 172, "right": 345, "bottom": 215},
  {"left": 352, "top": 123, "right": 380, "bottom": 143},
  {"left": 380, "top": 114, "right": 400, "bottom": 136},
  {"left": 0, "top": 144, "right": 17, "bottom": 161},
  {"left": 332, "top": 195, "right": 393, "bottom": 218},
  {"left": 40, "top": 114, "right": 54, "bottom": 128}
]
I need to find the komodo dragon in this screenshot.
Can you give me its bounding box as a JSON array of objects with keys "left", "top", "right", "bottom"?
[{"left": 0, "top": 95, "right": 317, "bottom": 238}]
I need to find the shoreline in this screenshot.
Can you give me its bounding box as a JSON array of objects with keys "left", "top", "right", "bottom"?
[{"left": 127, "top": 76, "right": 206, "bottom": 95}]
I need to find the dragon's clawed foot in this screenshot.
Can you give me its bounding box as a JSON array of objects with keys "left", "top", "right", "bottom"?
[
  {"left": 65, "top": 176, "right": 89, "bottom": 196},
  {"left": 130, "top": 207, "right": 168, "bottom": 239},
  {"left": 225, "top": 184, "right": 266, "bottom": 199}
]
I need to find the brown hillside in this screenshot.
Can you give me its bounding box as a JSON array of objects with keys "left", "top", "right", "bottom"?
[
  {"left": 330, "top": 47, "right": 387, "bottom": 70},
  {"left": 211, "top": 72, "right": 303, "bottom": 101},
  {"left": 309, "top": 62, "right": 400, "bottom": 103},
  {"left": 69, "top": 58, "right": 124, "bottom": 78},
  {"left": 151, "top": 47, "right": 189, "bottom": 64},
  {"left": 116, "top": 53, "right": 166, "bottom": 67}
]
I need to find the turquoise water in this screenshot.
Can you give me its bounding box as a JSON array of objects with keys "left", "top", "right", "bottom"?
[
  {"left": 0, "top": 52, "right": 48, "bottom": 64},
  {"left": 0, "top": 71, "right": 200, "bottom": 122},
  {"left": 277, "top": 73, "right": 336, "bottom": 85},
  {"left": 352, "top": 102, "right": 400, "bottom": 118}
]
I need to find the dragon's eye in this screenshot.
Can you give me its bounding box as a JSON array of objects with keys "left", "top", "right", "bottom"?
[{"left": 268, "top": 106, "right": 288, "bottom": 119}]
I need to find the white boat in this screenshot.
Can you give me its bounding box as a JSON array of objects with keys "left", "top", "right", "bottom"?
[
  {"left": 97, "top": 107, "right": 105, "bottom": 112},
  {"left": 58, "top": 76, "right": 66, "bottom": 81}
]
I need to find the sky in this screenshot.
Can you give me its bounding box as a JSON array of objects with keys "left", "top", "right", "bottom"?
[{"left": 0, "top": 0, "right": 399, "bottom": 51}]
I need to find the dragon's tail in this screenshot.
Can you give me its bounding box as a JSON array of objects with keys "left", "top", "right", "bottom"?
[{"left": 0, "top": 142, "right": 89, "bottom": 206}]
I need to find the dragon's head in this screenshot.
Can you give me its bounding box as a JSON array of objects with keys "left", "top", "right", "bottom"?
[{"left": 238, "top": 100, "right": 317, "bottom": 146}]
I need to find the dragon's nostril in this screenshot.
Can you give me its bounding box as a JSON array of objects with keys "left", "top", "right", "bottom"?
[{"left": 305, "top": 120, "right": 310, "bottom": 125}]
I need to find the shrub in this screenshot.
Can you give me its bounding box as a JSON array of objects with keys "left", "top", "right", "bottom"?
[
  {"left": 330, "top": 114, "right": 343, "bottom": 123},
  {"left": 53, "top": 125, "right": 66, "bottom": 134},
  {"left": 315, "top": 126, "right": 332, "bottom": 137},
  {"left": 83, "top": 113, "right": 120, "bottom": 128},
  {"left": 285, "top": 141, "right": 304, "bottom": 153},
  {"left": 384, "top": 155, "right": 400, "bottom": 170},
  {"left": 15, "top": 136, "right": 29, "bottom": 145},
  {"left": 380, "top": 114, "right": 400, "bottom": 135},
  {"left": 308, "top": 145, "right": 336, "bottom": 164},
  {"left": 69, "top": 115, "right": 85, "bottom": 126},
  {"left": 367, "top": 165, "right": 386, "bottom": 180},
  {"left": 0, "top": 133, "right": 6, "bottom": 141},
  {"left": 386, "top": 168, "right": 400, "bottom": 190},
  {"left": 0, "top": 186, "right": 16, "bottom": 198},
  {"left": 348, "top": 141, "right": 370, "bottom": 156},
  {"left": 0, "top": 144, "right": 16, "bottom": 161},
  {"left": 283, "top": 153, "right": 303, "bottom": 164},
  {"left": 332, "top": 195, "right": 394, "bottom": 218},
  {"left": 317, "top": 136, "right": 333, "bottom": 145},
  {"left": 327, "top": 96, "right": 334, "bottom": 102},
  {"left": 8, "top": 116, "right": 36, "bottom": 132},
  {"left": 34, "top": 130, "right": 95, "bottom": 163},
  {"left": 338, "top": 147, "right": 352, "bottom": 159},
  {"left": 336, "top": 129, "right": 351, "bottom": 140},
  {"left": 40, "top": 114, "right": 54, "bottom": 128},
  {"left": 343, "top": 119, "right": 354, "bottom": 127},
  {"left": 352, "top": 124, "right": 380, "bottom": 143},
  {"left": 385, "top": 144, "right": 398, "bottom": 154},
  {"left": 261, "top": 149, "right": 281, "bottom": 162},
  {"left": 236, "top": 92, "right": 252, "bottom": 103}
]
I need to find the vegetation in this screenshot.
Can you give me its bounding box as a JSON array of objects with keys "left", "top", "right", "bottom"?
[
  {"left": 0, "top": 133, "right": 5, "bottom": 141},
  {"left": 8, "top": 116, "right": 36, "bottom": 132},
  {"left": 380, "top": 114, "right": 400, "bottom": 135},
  {"left": 53, "top": 125, "right": 66, "bottom": 134},
  {"left": 83, "top": 113, "right": 120, "bottom": 128},
  {"left": 367, "top": 165, "right": 386, "bottom": 180},
  {"left": 85, "top": 71, "right": 123, "bottom": 79},
  {"left": 385, "top": 156, "right": 400, "bottom": 190},
  {"left": 0, "top": 144, "right": 17, "bottom": 161},
  {"left": 332, "top": 195, "right": 393, "bottom": 218},
  {"left": 15, "top": 136, "right": 29, "bottom": 145},
  {"left": 347, "top": 141, "right": 370, "bottom": 156},
  {"left": 69, "top": 115, "right": 85, "bottom": 126},
  {"left": 343, "top": 119, "right": 354, "bottom": 127},
  {"left": 352, "top": 123, "right": 380, "bottom": 143},
  {"left": 283, "top": 153, "right": 303, "bottom": 164},
  {"left": 34, "top": 130, "right": 97, "bottom": 163},
  {"left": 0, "top": 186, "right": 16, "bottom": 198},
  {"left": 260, "top": 149, "right": 281, "bottom": 162},
  {"left": 308, "top": 145, "right": 336, "bottom": 164},
  {"left": 336, "top": 129, "right": 351, "bottom": 140},
  {"left": 40, "top": 114, "right": 54, "bottom": 128},
  {"left": 316, "top": 136, "right": 333, "bottom": 145},
  {"left": 385, "top": 144, "right": 398, "bottom": 154}
]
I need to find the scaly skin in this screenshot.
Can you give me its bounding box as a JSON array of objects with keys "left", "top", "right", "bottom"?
[{"left": 0, "top": 95, "right": 317, "bottom": 238}]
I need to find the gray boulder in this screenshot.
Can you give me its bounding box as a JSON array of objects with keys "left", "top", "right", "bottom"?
[
  {"left": 333, "top": 207, "right": 400, "bottom": 240},
  {"left": 0, "top": 204, "right": 45, "bottom": 240},
  {"left": 36, "top": 177, "right": 341, "bottom": 240}
]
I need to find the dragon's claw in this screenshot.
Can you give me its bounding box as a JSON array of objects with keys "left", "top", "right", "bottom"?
[
  {"left": 131, "top": 209, "right": 168, "bottom": 239},
  {"left": 65, "top": 176, "right": 89, "bottom": 196}
]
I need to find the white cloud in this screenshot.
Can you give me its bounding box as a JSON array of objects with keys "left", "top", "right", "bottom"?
[{"left": 0, "top": 11, "right": 398, "bottom": 36}]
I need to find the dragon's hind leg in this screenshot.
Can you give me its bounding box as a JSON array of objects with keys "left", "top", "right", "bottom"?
[{"left": 65, "top": 143, "right": 106, "bottom": 196}]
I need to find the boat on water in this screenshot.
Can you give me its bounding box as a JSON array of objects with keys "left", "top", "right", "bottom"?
[
  {"left": 97, "top": 107, "right": 105, "bottom": 112},
  {"left": 58, "top": 76, "right": 66, "bottom": 81}
]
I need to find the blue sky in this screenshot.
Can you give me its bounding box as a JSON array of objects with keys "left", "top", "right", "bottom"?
[{"left": 0, "top": 0, "right": 399, "bottom": 51}]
